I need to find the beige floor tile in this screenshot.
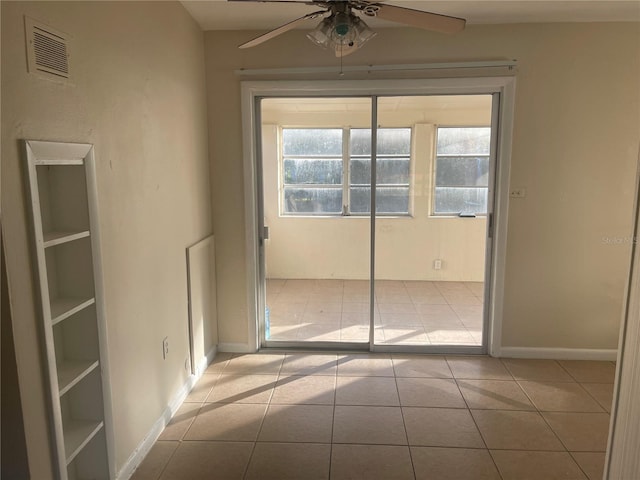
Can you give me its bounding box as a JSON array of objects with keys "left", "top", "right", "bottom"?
[
  {"left": 581, "top": 383, "right": 614, "bottom": 412},
  {"left": 183, "top": 374, "right": 218, "bottom": 403},
  {"left": 184, "top": 403, "right": 266, "bottom": 441},
  {"left": 205, "top": 374, "right": 277, "bottom": 404},
  {"left": 224, "top": 354, "right": 284, "bottom": 375},
  {"left": 204, "top": 352, "right": 233, "bottom": 374},
  {"left": 131, "top": 441, "right": 178, "bottom": 480},
  {"left": 451, "top": 305, "right": 483, "bottom": 322},
  {"left": 335, "top": 376, "right": 399, "bottom": 406},
  {"left": 306, "top": 301, "right": 342, "bottom": 314},
  {"left": 269, "top": 313, "right": 304, "bottom": 327},
  {"left": 471, "top": 409, "right": 564, "bottom": 450},
  {"left": 159, "top": 441, "right": 253, "bottom": 480},
  {"left": 502, "top": 359, "right": 575, "bottom": 382},
  {"left": 396, "top": 378, "right": 466, "bottom": 408},
  {"left": 158, "top": 403, "right": 201, "bottom": 441},
  {"left": 333, "top": 405, "right": 407, "bottom": 445},
  {"left": 380, "top": 314, "right": 423, "bottom": 328},
  {"left": 403, "top": 407, "right": 484, "bottom": 448},
  {"left": 343, "top": 293, "right": 370, "bottom": 303},
  {"left": 268, "top": 326, "right": 299, "bottom": 340},
  {"left": 571, "top": 452, "right": 606, "bottom": 480},
  {"left": 378, "top": 303, "right": 417, "bottom": 314},
  {"left": 465, "top": 282, "right": 485, "bottom": 296},
  {"left": 245, "top": 443, "right": 331, "bottom": 480},
  {"left": 491, "top": 450, "right": 586, "bottom": 480},
  {"left": 411, "top": 447, "right": 501, "bottom": 480},
  {"left": 412, "top": 294, "right": 449, "bottom": 305},
  {"left": 444, "top": 294, "right": 482, "bottom": 305},
  {"left": 558, "top": 361, "right": 616, "bottom": 383},
  {"left": 392, "top": 355, "right": 453, "bottom": 378},
  {"left": 416, "top": 304, "right": 457, "bottom": 315},
  {"left": 518, "top": 381, "right": 604, "bottom": 412},
  {"left": 457, "top": 380, "right": 535, "bottom": 410},
  {"left": 331, "top": 445, "right": 414, "bottom": 480},
  {"left": 404, "top": 280, "right": 439, "bottom": 291},
  {"left": 302, "top": 311, "right": 342, "bottom": 323},
  {"left": 446, "top": 356, "right": 513, "bottom": 380},
  {"left": 337, "top": 354, "right": 395, "bottom": 376},
  {"left": 542, "top": 412, "right": 610, "bottom": 452},
  {"left": 341, "top": 312, "right": 370, "bottom": 326},
  {"left": 281, "top": 354, "right": 337, "bottom": 376},
  {"left": 427, "top": 328, "right": 477, "bottom": 345},
  {"left": 271, "top": 375, "right": 335, "bottom": 405},
  {"left": 382, "top": 327, "right": 430, "bottom": 344},
  {"left": 296, "top": 324, "right": 341, "bottom": 342},
  {"left": 340, "top": 324, "right": 371, "bottom": 341},
  {"left": 259, "top": 404, "right": 333, "bottom": 443},
  {"left": 341, "top": 303, "right": 370, "bottom": 314},
  {"left": 435, "top": 281, "right": 473, "bottom": 294},
  {"left": 308, "top": 292, "right": 344, "bottom": 303}
]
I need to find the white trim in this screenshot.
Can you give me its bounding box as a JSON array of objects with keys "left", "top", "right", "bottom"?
[
  {"left": 116, "top": 379, "right": 193, "bottom": 480},
  {"left": 235, "top": 60, "right": 518, "bottom": 77},
  {"left": 606, "top": 148, "right": 640, "bottom": 480},
  {"left": 499, "top": 347, "right": 618, "bottom": 361},
  {"left": 241, "top": 77, "right": 516, "bottom": 355},
  {"left": 117, "top": 347, "right": 219, "bottom": 480},
  {"left": 218, "top": 342, "right": 255, "bottom": 354}
]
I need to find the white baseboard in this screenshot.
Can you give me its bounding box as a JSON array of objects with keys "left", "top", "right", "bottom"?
[
  {"left": 117, "top": 347, "right": 219, "bottom": 479},
  {"left": 499, "top": 346, "right": 618, "bottom": 361},
  {"left": 218, "top": 342, "right": 255, "bottom": 353}
]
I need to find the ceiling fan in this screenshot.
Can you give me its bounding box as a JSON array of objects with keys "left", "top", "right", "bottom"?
[{"left": 228, "top": 0, "right": 466, "bottom": 57}]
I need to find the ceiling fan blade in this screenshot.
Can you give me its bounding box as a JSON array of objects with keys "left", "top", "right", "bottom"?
[
  {"left": 373, "top": 4, "right": 465, "bottom": 34},
  {"left": 239, "top": 10, "right": 326, "bottom": 48}
]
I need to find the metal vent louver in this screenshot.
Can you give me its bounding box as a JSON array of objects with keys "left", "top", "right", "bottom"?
[{"left": 25, "top": 17, "right": 70, "bottom": 81}]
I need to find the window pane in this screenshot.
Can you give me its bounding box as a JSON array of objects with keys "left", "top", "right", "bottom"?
[
  {"left": 378, "top": 128, "right": 411, "bottom": 155},
  {"left": 434, "top": 187, "right": 488, "bottom": 214},
  {"left": 283, "top": 129, "right": 342, "bottom": 156},
  {"left": 350, "top": 158, "right": 410, "bottom": 185},
  {"left": 436, "top": 157, "right": 489, "bottom": 187},
  {"left": 284, "top": 159, "right": 342, "bottom": 185},
  {"left": 350, "top": 187, "right": 410, "bottom": 214},
  {"left": 350, "top": 129, "right": 371, "bottom": 155},
  {"left": 283, "top": 187, "right": 342, "bottom": 214},
  {"left": 437, "top": 127, "right": 491, "bottom": 155},
  {"left": 350, "top": 128, "right": 411, "bottom": 155}
]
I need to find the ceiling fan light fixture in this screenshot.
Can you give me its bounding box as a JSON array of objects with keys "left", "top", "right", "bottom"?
[
  {"left": 307, "top": 12, "right": 376, "bottom": 54},
  {"left": 306, "top": 17, "right": 333, "bottom": 48}
]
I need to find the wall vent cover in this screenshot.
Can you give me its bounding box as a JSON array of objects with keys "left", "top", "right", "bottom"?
[{"left": 25, "top": 17, "right": 70, "bottom": 81}]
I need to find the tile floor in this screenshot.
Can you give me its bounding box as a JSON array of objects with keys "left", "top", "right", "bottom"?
[
  {"left": 132, "top": 353, "right": 615, "bottom": 480},
  {"left": 266, "top": 280, "right": 484, "bottom": 345}
]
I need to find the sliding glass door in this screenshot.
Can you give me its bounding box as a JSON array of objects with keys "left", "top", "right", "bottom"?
[
  {"left": 374, "top": 95, "right": 495, "bottom": 351},
  {"left": 259, "top": 97, "right": 372, "bottom": 347},
  {"left": 256, "top": 92, "right": 498, "bottom": 353}
]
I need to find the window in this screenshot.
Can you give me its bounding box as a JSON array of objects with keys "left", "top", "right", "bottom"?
[
  {"left": 434, "top": 127, "right": 491, "bottom": 215},
  {"left": 282, "top": 127, "right": 411, "bottom": 216}
]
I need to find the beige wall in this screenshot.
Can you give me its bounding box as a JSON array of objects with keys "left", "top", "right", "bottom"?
[
  {"left": 1, "top": 1, "right": 211, "bottom": 477},
  {"left": 204, "top": 23, "right": 640, "bottom": 349},
  {"left": 262, "top": 97, "right": 490, "bottom": 281}
]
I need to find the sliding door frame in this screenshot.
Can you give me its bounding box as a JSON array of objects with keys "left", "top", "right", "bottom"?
[{"left": 241, "top": 77, "right": 516, "bottom": 355}]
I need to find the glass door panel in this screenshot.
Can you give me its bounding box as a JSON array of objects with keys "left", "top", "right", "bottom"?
[
  {"left": 259, "top": 97, "right": 372, "bottom": 347},
  {"left": 374, "top": 95, "right": 494, "bottom": 348}
]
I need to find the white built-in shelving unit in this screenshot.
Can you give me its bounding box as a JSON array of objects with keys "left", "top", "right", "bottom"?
[{"left": 24, "top": 140, "right": 113, "bottom": 480}]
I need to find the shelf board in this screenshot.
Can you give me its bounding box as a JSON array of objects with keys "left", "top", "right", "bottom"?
[
  {"left": 35, "top": 158, "right": 84, "bottom": 166},
  {"left": 43, "top": 231, "right": 90, "bottom": 248},
  {"left": 51, "top": 298, "right": 95, "bottom": 325},
  {"left": 64, "top": 420, "right": 103, "bottom": 465},
  {"left": 58, "top": 360, "right": 99, "bottom": 397}
]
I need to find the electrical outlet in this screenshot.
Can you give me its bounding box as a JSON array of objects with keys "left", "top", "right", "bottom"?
[
  {"left": 433, "top": 259, "right": 442, "bottom": 270},
  {"left": 510, "top": 188, "right": 527, "bottom": 198},
  {"left": 162, "top": 337, "right": 169, "bottom": 359}
]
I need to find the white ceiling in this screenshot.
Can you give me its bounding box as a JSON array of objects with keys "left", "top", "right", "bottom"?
[{"left": 182, "top": 1, "right": 640, "bottom": 31}]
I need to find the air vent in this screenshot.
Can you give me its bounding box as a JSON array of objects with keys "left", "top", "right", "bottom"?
[{"left": 25, "top": 17, "right": 70, "bottom": 81}]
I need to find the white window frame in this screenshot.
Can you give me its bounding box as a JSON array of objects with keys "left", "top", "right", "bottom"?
[
  {"left": 279, "top": 126, "right": 413, "bottom": 217},
  {"left": 432, "top": 125, "right": 491, "bottom": 217}
]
